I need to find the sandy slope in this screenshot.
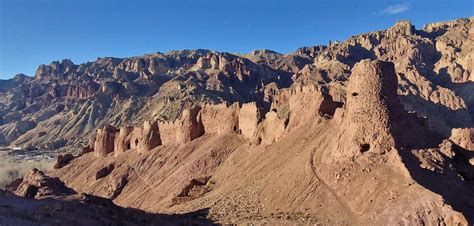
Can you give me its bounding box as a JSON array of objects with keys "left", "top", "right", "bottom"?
[{"left": 50, "top": 117, "right": 470, "bottom": 224}]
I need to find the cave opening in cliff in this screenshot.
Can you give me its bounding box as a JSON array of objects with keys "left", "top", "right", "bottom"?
[{"left": 360, "top": 143, "right": 370, "bottom": 153}]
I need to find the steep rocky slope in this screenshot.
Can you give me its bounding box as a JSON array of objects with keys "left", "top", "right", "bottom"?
[{"left": 1, "top": 17, "right": 473, "bottom": 224}]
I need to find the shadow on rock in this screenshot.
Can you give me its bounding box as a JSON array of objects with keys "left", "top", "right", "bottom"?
[
  {"left": 396, "top": 143, "right": 474, "bottom": 223},
  {"left": 0, "top": 190, "right": 215, "bottom": 225}
]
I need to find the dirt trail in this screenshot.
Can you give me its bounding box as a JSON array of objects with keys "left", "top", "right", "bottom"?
[{"left": 306, "top": 121, "right": 357, "bottom": 221}]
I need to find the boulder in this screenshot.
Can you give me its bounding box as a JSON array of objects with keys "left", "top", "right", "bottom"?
[{"left": 53, "top": 153, "right": 75, "bottom": 169}]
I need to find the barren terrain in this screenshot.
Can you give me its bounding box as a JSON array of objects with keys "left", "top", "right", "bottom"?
[{"left": 1, "top": 17, "right": 473, "bottom": 225}]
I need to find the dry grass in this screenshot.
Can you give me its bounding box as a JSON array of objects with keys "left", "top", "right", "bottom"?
[{"left": 0, "top": 157, "right": 54, "bottom": 189}]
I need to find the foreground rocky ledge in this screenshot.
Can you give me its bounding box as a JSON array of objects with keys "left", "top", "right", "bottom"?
[{"left": 1, "top": 169, "right": 213, "bottom": 225}]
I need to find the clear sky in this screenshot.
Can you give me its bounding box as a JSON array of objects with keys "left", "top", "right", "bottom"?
[{"left": 0, "top": 0, "right": 472, "bottom": 79}]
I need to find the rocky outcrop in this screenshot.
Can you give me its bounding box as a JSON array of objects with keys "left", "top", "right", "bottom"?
[
  {"left": 238, "top": 103, "right": 261, "bottom": 140},
  {"left": 332, "top": 59, "right": 431, "bottom": 159},
  {"left": 255, "top": 111, "right": 287, "bottom": 145},
  {"left": 114, "top": 127, "right": 133, "bottom": 156},
  {"left": 286, "top": 84, "right": 342, "bottom": 130},
  {"left": 200, "top": 103, "right": 240, "bottom": 135},
  {"left": 387, "top": 20, "right": 414, "bottom": 36},
  {"left": 338, "top": 60, "right": 406, "bottom": 156},
  {"left": 159, "top": 107, "right": 204, "bottom": 145},
  {"left": 8, "top": 169, "right": 75, "bottom": 199},
  {"left": 450, "top": 128, "right": 474, "bottom": 151},
  {"left": 431, "top": 18, "right": 473, "bottom": 83},
  {"left": 35, "top": 59, "right": 76, "bottom": 80},
  {"left": 91, "top": 94, "right": 345, "bottom": 156},
  {"left": 129, "top": 127, "right": 143, "bottom": 150},
  {"left": 138, "top": 120, "right": 161, "bottom": 153},
  {"left": 53, "top": 154, "right": 75, "bottom": 169},
  {"left": 94, "top": 126, "right": 119, "bottom": 157},
  {"left": 98, "top": 121, "right": 162, "bottom": 157}
]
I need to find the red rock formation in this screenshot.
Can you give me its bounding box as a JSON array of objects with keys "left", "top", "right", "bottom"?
[
  {"left": 341, "top": 60, "right": 401, "bottom": 154},
  {"left": 200, "top": 103, "right": 240, "bottom": 135},
  {"left": 238, "top": 102, "right": 261, "bottom": 140},
  {"left": 81, "top": 137, "right": 96, "bottom": 155},
  {"left": 336, "top": 59, "right": 430, "bottom": 156},
  {"left": 9, "top": 169, "right": 74, "bottom": 199},
  {"left": 159, "top": 107, "right": 204, "bottom": 145},
  {"left": 63, "top": 85, "right": 94, "bottom": 99},
  {"left": 54, "top": 154, "right": 75, "bottom": 169},
  {"left": 138, "top": 120, "right": 161, "bottom": 153},
  {"left": 255, "top": 111, "right": 287, "bottom": 145},
  {"left": 114, "top": 127, "right": 133, "bottom": 156},
  {"left": 81, "top": 146, "right": 93, "bottom": 155},
  {"left": 286, "top": 84, "right": 342, "bottom": 131},
  {"left": 129, "top": 127, "right": 143, "bottom": 150},
  {"left": 94, "top": 126, "right": 119, "bottom": 157}
]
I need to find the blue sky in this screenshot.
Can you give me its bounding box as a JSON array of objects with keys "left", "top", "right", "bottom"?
[{"left": 0, "top": 0, "right": 472, "bottom": 79}]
